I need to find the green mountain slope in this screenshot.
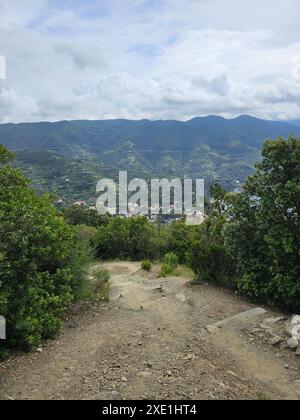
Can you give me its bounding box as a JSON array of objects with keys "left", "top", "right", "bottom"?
[{"left": 2, "top": 115, "right": 300, "bottom": 198}]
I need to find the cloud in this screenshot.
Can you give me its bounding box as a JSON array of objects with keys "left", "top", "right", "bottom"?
[{"left": 0, "top": 0, "right": 299, "bottom": 122}]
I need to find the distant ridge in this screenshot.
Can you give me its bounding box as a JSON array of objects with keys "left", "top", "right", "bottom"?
[{"left": 1, "top": 115, "right": 300, "bottom": 197}]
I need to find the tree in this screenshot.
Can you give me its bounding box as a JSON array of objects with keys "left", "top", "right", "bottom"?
[
  {"left": 225, "top": 137, "right": 300, "bottom": 311},
  {"left": 63, "top": 205, "right": 110, "bottom": 228}
]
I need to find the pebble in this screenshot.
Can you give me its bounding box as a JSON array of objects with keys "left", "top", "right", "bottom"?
[
  {"left": 269, "top": 336, "right": 283, "bottom": 346},
  {"left": 287, "top": 338, "right": 299, "bottom": 349},
  {"left": 206, "top": 325, "right": 220, "bottom": 335},
  {"left": 138, "top": 371, "right": 152, "bottom": 379},
  {"left": 111, "top": 391, "right": 121, "bottom": 400}
]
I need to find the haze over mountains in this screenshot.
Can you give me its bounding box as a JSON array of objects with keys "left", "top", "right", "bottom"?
[{"left": 1, "top": 115, "right": 300, "bottom": 201}]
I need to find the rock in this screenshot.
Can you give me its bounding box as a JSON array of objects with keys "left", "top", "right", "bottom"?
[
  {"left": 138, "top": 371, "right": 152, "bottom": 379},
  {"left": 286, "top": 316, "right": 300, "bottom": 339},
  {"left": 227, "top": 370, "right": 239, "bottom": 379},
  {"left": 176, "top": 293, "right": 187, "bottom": 303},
  {"left": 280, "top": 342, "right": 289, "bottom": 350},
  {"left": 111, "top": 391, "right": 121, "bottom": 400},
  {"left": 214, "top": 308, "right": 267, "bottom": 328},
  {"left": 259, "top": 324, "right": 272, "bottom": 331},
  {"left": 287, "top": 338, "right": 299, "bottom": 349},
  {"left": 206, "top": 325, "right": 220, "bottom": 335},
  {"left": 296, "top": 347, "right": 300, "bottom": 357},
  {"left": 284, "top": 364, "right": 289, "bottom": 370},
  {"left": 292, "top": 325, "right": 300, "bottom": 340},
  {"left": 263, "top": 317, "right": 284, "bottom": 325},
  {"left": 144, "top": 361, "right": 152, "bottom": 368},
  {"left": 121, "top": 377, "right": 127, "bottom": 382},
  {"left": 249, "top": 327, "right": 263, "bottom": 334},
  {"left": 269, "top": 335, "right": 283, "bottom": 346},
  {"left": 291, "top": 315, "right": 300, "bottom": 325},
  {"left": 148, "top": 285, "right": 163, "bottom": 292},
  {"left": 36, "top": 347, "right": 43, "bottom": 353}
]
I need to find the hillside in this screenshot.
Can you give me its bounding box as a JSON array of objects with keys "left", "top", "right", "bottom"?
[
  {"left": 13, "top": 150, "right": 116, "bottom": 204},
  {"left": 2, "top": 115, "right": 300, "bottom": 197},
  {"left": 288, "top": 120, "right": 300, "bottom": 128}
]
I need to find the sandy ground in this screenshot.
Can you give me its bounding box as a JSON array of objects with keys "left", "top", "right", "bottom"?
[{"left": 0, "top": 261, "right": 299, "bottom": 400}]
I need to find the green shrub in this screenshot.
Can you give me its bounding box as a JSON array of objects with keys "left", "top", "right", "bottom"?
[
  {"left": 187, "top": 216, "right": 234, "bottom": 287},
  {"left": 93, "top": 216, "right": 158, "bottom": 261},
  {"left": 91, "top": 269, "right": 111, "bottom": 302},
  {"left": 167, "top": 221, "right": 191, "bottom": 264},
  {"left": 159, "top": 263, "right": 173, "bottom": 277},
  {"left": 163, "top": 252, "right": 179, "bottom": 271},
  {"left": 0, "top": 146, "right": 90, "bottom": 351},
  {"left": 63, "top": 205, "right": 110, "bottom": 228},
  {"left": 141, "top": 260, "right": 152, "bottom": 271}
]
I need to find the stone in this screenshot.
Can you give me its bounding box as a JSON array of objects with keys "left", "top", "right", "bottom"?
[
  {"left": 296, "top": 347, "right": 300, "bottom": 357},
  {"left": 121, "top": 377, "right": 127, "bottom": 382},
  {"left": 148, "top": 285, "right": 163, "bottom": 292},
  {"left": 138, "top": 371, "right": 152, "bottom": 379},
  {"left": 249, "top": 327, "right": 262, "bottom": 334},
  {"left": 287, "top": 338, "right": 299, "bottom": 349},
  {"left": 263, "top": 317, "right": 284, "bottom": 325},
  {"left": 36, "top": 347, "right": 43, "bottom": 353},
  {"left": 291, "top": 324, "right": 300, "bottom": 339},
  {"left": 291, "top": 315, "right": 300, "bottom": 325},
  {"left": 286, "top": 316, "right": 300, "bottom": 339},
  {"left": 260, "top": 324, "right": 272, "bottom": 331},
  {"left": 111, "top": 391, "right": 121, "bottom": 400},
  {"left": 269, "top": 336, "right": 283, "bottom": 346},
  {"left": 144, "top": 361, "right": 152, "bottom": 368},
  {"left": 206, "top": 325, "right": 220, "bottom": 335},
  {"left": 214, "top": 308, "right": 267, "bottom": 328},
  {"left": 176, "top": 293, "right": 187, "bottom": 303}
]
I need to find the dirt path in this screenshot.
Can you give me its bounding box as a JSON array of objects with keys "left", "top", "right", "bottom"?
[{"left": 0, "top": 262, "right": 299, "bottom": 400}]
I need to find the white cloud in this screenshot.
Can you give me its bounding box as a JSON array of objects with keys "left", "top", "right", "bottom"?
[{"left": 0, "top": 0, "right": 299, "bottom": 122}]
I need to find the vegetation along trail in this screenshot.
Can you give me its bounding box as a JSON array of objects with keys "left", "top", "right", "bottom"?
[{"left": 0, "top": 262, "right": 299, "bottom": 400}]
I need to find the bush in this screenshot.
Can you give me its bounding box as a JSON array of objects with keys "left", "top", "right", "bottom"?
[
  {"left": 187, "top": 215, "right": 234, "bottom": 287},
  {"left": 91, "top": 269, "right": 111, "bottom": 302},
  {"left": 159, "top": 263, "right": 173, "bottom": 277},
  {"left": 159, "top": 253, "right": 179, "bottom": 277},
  {"left": 0, "top": 146, "right": 90, "bottom": 351},
  {"left": 94, "top": 216, "right": 158, "bottom": 261},
  {"left": 141, "top": 260, "right": 152, "bottom": 271},
  {"left": 167, "top": 221, "right": 191, "bottom": 264},
  {"left": 63, "top": 206, "right": 110, "bottom": 228},
  {"left": 163, "top": 252, "right": 179, "bottom": 271}
]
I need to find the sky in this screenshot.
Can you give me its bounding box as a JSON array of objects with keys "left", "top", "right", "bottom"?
[{"left": 0, "top": 0, "right": 300, "bottom": 123}]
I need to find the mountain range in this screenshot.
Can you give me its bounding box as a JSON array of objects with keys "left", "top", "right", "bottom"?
[{"left": 1, "top": 115, "right": 300, "bottom": 202}]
